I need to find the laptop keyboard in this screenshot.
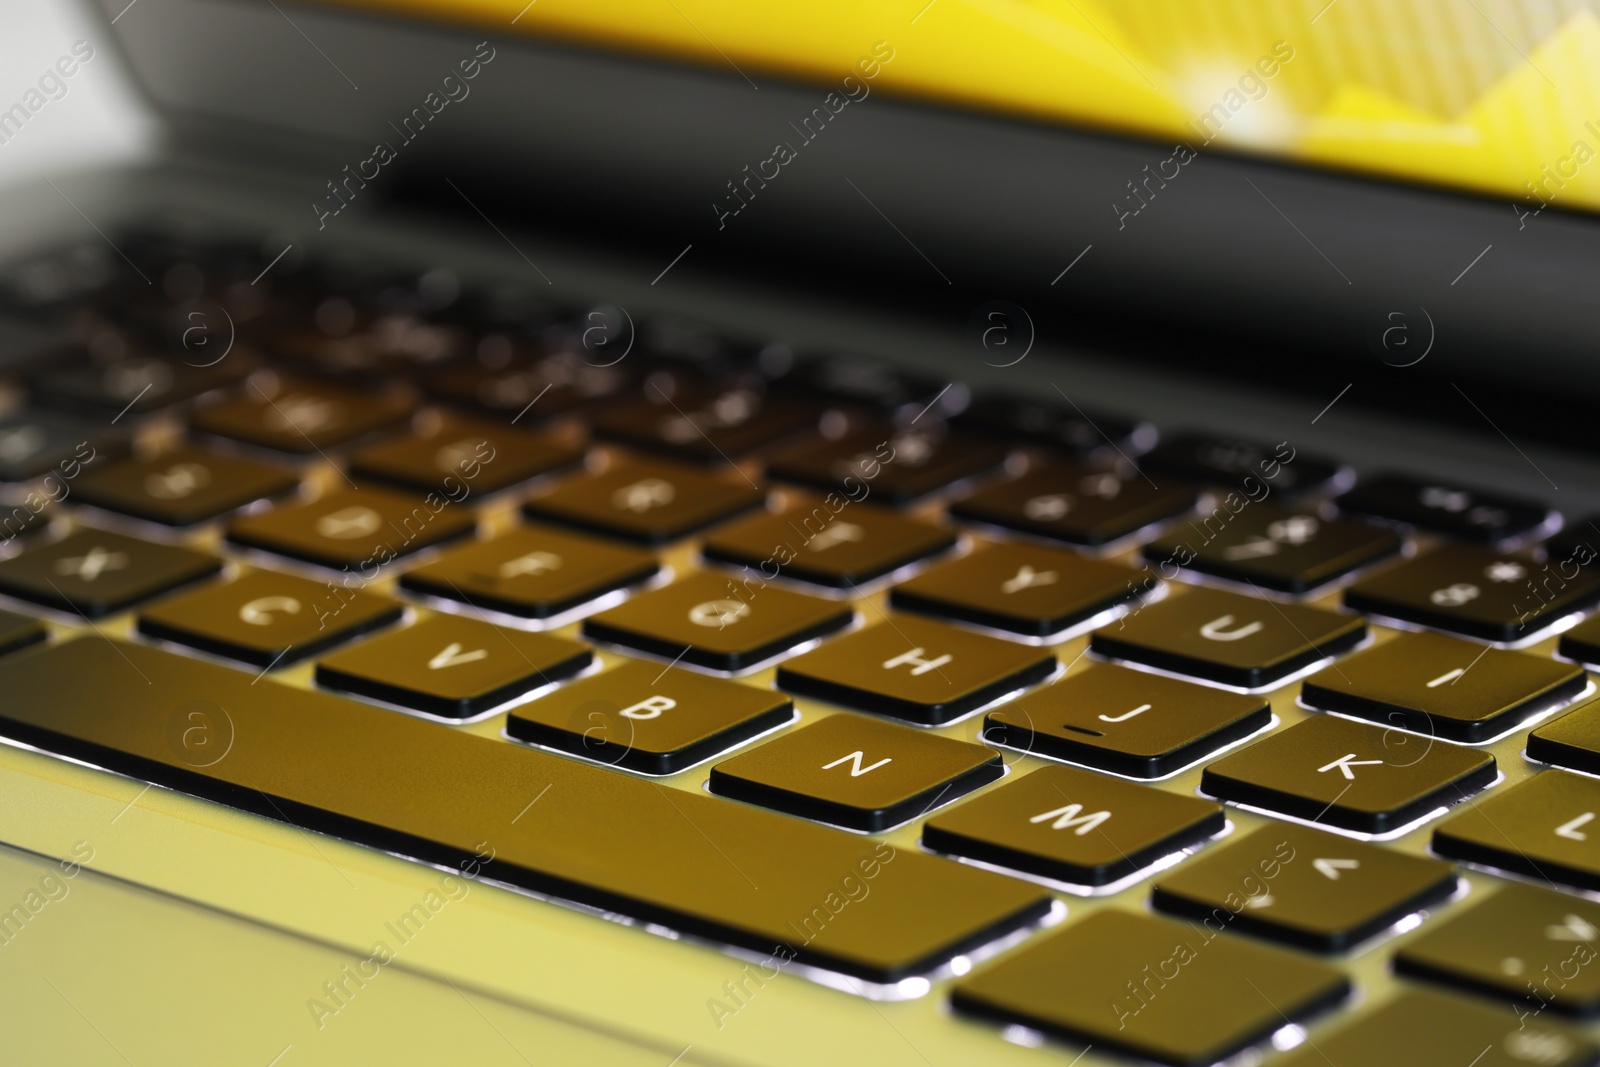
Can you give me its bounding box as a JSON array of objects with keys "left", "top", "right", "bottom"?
[{"left": 3, "top": 230, "right": 1600, "bottom": 1064}]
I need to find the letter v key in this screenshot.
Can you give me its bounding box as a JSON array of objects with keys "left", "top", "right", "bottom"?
[{"left": 429, "top": 642, "right": 489, "bottom": 670}]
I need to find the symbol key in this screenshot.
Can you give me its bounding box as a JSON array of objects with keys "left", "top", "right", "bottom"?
[
  {"left": 703, "top": 501, "right": 954, "bottom": 588},
  {"left": 350, "top": 413, "right": 583, "bottom": 496},
  {"left": 1434, "top": 771, "right": 1600, "bottom": 892},
  {"left": 768, "top": 425, "right": 1006, "bottom": 505},
  {"left": 73, "top": 447, "right": 299, "bottom": 526},
  {"left": 1337, "top": 472, "right": 1554, "bottom": 543},
  {"left": 524, "top": 457, "right": 765, "bottom": 544},
  {"left": 1144, "top": 504, "right": 1400, "bottom": 594},
  {"left": 227, "top": 486, "right": 477, "bottom": 570},
  {"left": 0, "top": 528, "right": 220, "bottom": 617},
  {"left": 950, "top": 459, "right": 1196, "bottom": 547},
  {"left": 1137, "top": 433, "right": 1346, "bottom": 497},
  {"left": 1201, "top": 714, "right": 1496, "bottom": 834}
]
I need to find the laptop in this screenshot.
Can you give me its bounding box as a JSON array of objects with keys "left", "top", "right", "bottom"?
[{"left": 3, "top": 1, "right": 1600, "bottom": 1064}]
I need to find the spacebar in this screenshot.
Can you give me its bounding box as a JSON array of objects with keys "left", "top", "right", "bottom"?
[{"left": 0, "top": 638, "right": 1051, "bottom": 984}]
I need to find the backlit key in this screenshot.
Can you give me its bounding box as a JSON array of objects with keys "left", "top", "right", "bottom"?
[
  {"left": 768, "top": 425, "right": 1005, "bottom": 505},
  {"left": 592, "top": 383, "right": 819, "bottom": 461},
  {"left": 1338, "top": 473, "right": 1553, "bottom": 543},
  {"left": 1434, "top": 771, "right": 1600, "bottom": 892},
  {"left": 950, "top": 459, "right": 1196, "bottom": 547},
  {"left": 524, "top": 457, "right": 764, "bottom": 544},
  {"left": 0, "top": 528, "right": 220, "bottom": 618},
  {"left": 703, "top": 501, "right": 954, "bottom": 588},
  {"left": 1531, "top": 699, "right": 1600, "bottom": 775},
  {"left": 228, "top": 485, "right": 476, "bottom": 570},
  {"left": 73, "top": 447, "right": 299, "bottom": 526},
  {"left": 1137, "top": 434, "right": 1346, "bottom": 497},
  {"left": 191, "top": 375, "right": 412, "bottom": 453},
  {"left": 1143, "top": 504, "right": 1400, "bottom": 594},
  {"left": 350, "top": 413, "right": 583, "bottom": 496}
]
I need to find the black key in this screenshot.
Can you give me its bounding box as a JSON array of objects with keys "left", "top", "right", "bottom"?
[
  {"left": 951, "top": 395, "right": 1149, "bottom": 457},
  {"left": 1151, "top": 824, "right": 1457, "bottom": 951},
  {"left": 137, "top": 569, "right": 401, "bottom": 668},
  {"left": 950, "top": 460, "right": 1196, "bottom": 547},
  {"left": 0, "top": 503, "right": 52, "bottom": 544},
  {"left": 592, "top": 383, "right": 819, "bottom": 461},
  {"left": 1138, "top": 433, "right": 1346, "bottom": 496},
  {"left": 1394, "top": 883, "right": 1600, "bottom": 1017},
  {"left": 0, "top": 637, "right": 1051, "bottom": 983},
  {"left": 523, "top": 458, "right": 765, "bottom": 545},
  {"left": 0, "top": 608, "right": 46, "bottom": 657},
  {"left": 0, "top": 528, "right": 220, "bottom": 618},
  {"left": 1144, "top": 505, "right": 1401, "bottom": 595},
  {"left": 1562, "top": 615, "right": 1600, "bottom": 668},
  {"left": 315, "top": 615, "right": 591, "bottom": 718},
  {"left": 1546, "top": 517, "right": 1600, "bottom": 572},
  {"left": 72, "top": 447, "right": 299, "bottom": 526},
  {"left": 768, "top": 426, "right": 1005, "bottom": 505},
  {"left": 708, "top": 713, "right": 1000, "bottom": 832},
  {"left": 1201, "top": 714, "right": 1496, "bottom": 834},
  {"left": 0, "top": 412, "right": 123, "bottom": 483},
  {"left": 506, "top": 660, "right": 792, "bottom": 774},
  {"left": 1301, "top": 631, "right": 1586, "bottom": 743},
  {"left": 191, "top": 376, "right": 412, "bottom": 453},
  {"left": 786, "top": 356, "right": 963, "bottom": 424},
  {"left": 776, "top": 615, "right": 1056, "bottom": 726},
  {"left": 924, "top": 764, "right": 1223, "bottom": 886},
  {"left": 951, "top": 910, "right": 1348, "bottom": 1067},
  {"left": 1089, "top": 586, "right": 1366, "bottom": 689},
  {"left": 426, "top": 351, "right": 632, "bottom": 421},
  {"left": 1434, "top": 771, "right": 1600, "bottom": 892},
  {"left": 703, "top": 501, "right": 954, "bottom": 588},
  {"left": 983, "top": 663, "right": 1269, "bottom": 778},
  {"left": 34, "top": 351, "right": 250, "bottom": 418},
  {"left": 227, "top": 486, "right": 476, "bottom": 570},
  {"left": 1338, "top": 473, "right": 1554, "bottom": 543},
  {"left": 1344, "top": 544, "right": 1600, "bottom": 642},
  {"left": 1274, "top": 988, "right": 1599, "bottom": 1067},
  {"left": 890, "top": 540, "right": 1143, "bottom": 637},
  {"left": 1532, "top": 699, "right": 1600, "bottom": 775},
  {"left": 350, "top": 414, "right": 583, "bottom": 496},
  {"left": 399, "top": 525, "right": 658, "bottom": 620},
  {"left": 582, "top": 571, "right": 852, "bottom": 672}
]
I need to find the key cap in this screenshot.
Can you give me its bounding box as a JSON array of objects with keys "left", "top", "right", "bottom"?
[
  {"left": 314, "top": 614, "right": 591, "bottom": 718},
  {"left": 950, "top": 909, "right": 1348, "bottom": 1067},
  {"left": 191, "top": 376, "right": 412, "bottom": 453},
  {"left": 398, "top": 525, "right": 658, "bottom": 620},
  {"left": 1434, "top": 771, "right": 1600, "bottom": 892},
  {"left": 1561, "top": 615, "right": 1600, "bottom": 668},
  {"left": 582, "top": 571, "right": 852, "bottom": 672},
  {"left": 1143, "top": 505, "right": 1401, "bottom": 594},
  {"left": 1138, "top": 434, "right": 1347, "bottom": 497},
  {"left": 1531, "top": 700, "right": 1600, "bottom": 775},
  {"left": 982, "top": 663, "right": 1270, "bottom": 778},
  {"left": 137, "top": 569, "right": 401, "bottom": 668},
  {"left": 0, "top": 528, "right": 220, "bottom": 618},
  {"left": 0, "top": 412, "right": 123, "bottom": 483},
  {"left": 0, "top": 503, "right": 52, "bottom": 543},
  {"left": 34, "top": 351, "right": 251, "bottom": 418},
  {"left": 426, "top": 351, "right": 633, "bottom": 421},
  {"left": 1201, "top": 714, "right": 1496, "bottom": 834},
  {"left": 924, "top": 764, "right": 1223, "bottom": 886},
  {"left": 72, "top": 447, "right": 299, "bottom": 526},
  {"left": 890, "top": 541, "right": 1144, "bottom": 637},
  {"left": 786, "top": 356, "right": 963, "bottom": 424},
  {"left": 1274, "top": 988, "right": 1599, "bottom": 1067},
  {"left": 1301, "top": 631, "right": 1586, "bottom": 743},
  {"left": 1338, "top": 473, "right": 1554, "bottom": 543},
  {"left": 1344, "top": 544, "right": 1600, "bottom": 642},
  {"left": 506, "top": 660, "right": 792, "bottom": 774},
  {"left": 524, "top": 457, "right": 765, "bottom": 545},
  {"left": 592, "top": 383, "right": 819, "bottom": 461},
  {"left": 0, "top": 636, "right": 1051, "bottom": 983},
  {"left": 349, "top": 414, "right": 583, "bottom": 496},
  {"left": 0, "top": 608, "right": 46, "bottom": 657},
  {"left": 1394, "top": 883, "right": 1600, "bottom": 1017},
  {"left": 767, "top": 425, "right": 1006, "bottom": 505},
  {"left": 1089, "top": 586, "right": 1366, "bottom": 689},
  {"left": 708, "top": 713, "right": 1000, "bottom": 832},
  {"left": 950, "top": 395, "right": 1150, "bottom": 457},
  {"left": 227, "top": 486, "right": 476, "bottom": 570},
  {"left": 1545, "top": 517, "right": 1600, "bottom": 574},
  {"left": 950, "top": 460, "right": 1196, "bottom": 547},
  {"left": 776, "top": 615, "right": 1056, "bottom": 726},
  {"left": 703, "top": 502, "right": 955, "bottom": 588},
  {"left": 1151, "top": 824, "right": 1456, "bottom": 952}
]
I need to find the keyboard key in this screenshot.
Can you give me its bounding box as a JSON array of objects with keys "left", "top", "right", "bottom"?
[
  {"left": 1338, "top": 473, "right": 1554, "bottom": 543},
  {"left": 950, "top": 460, "right": 1196, "bottom": 547},
  {"left": 924, "top": 764, "right": 1223, "bottom": 886},
  {"left": 314, "top": 614, "right": 591, "bottom": 718},
  {"left": 768, "top": 425, "right": 1005, "bottom": 505},
  {"left": 951, "top": 395, "right": 1150, "bottom": 457},
  {"left": 1138, "top": 433, "right": 1347, "bottom": 496},
  {"left": 592, "top": 384, "right": 819, "bottom": 461},
  {"left": 1394, "top": 883, "right": 1600, "bottom": 1017},
  {"left": 0, "top": 412, "right": 124, "bottom": 483},
  {"left": 1301, "top": 631, "right": 1586, "bottom": 743},
  {"left": 582, "top": 571, "right": 852, "bottom": 672},
  {"left": 398, "top": 525, "right": 658, "bottom": 620},
  {"left": 1344, "top": 544, "right": 1600, "bottom": 642},
  {"left": 0, "top": 609, "right": 46, "bottom": 657},
  {"left": 982, "top": 663, "right": 1270, "bottom": 778},
  {"left": 1434, "top": 771, "right": 1600, "bottom": 892},
  {"left": 786, "top": 356, "right": 963, "bottom": 423},
  {"left": 506, "top": 660, "right": 792, "bottom": 774},
  {"left": 0, "top": 637, "right": 1051, "bottom": 983},
  {"left": 1276, "top": 988, "right": 1599, "bottom": 1067},
  {"left": 708, "top": 713, "right": 1000, "bottom": 832},
  {"left": 1531, "top": 700, "right": 1600, "bottom": 775},
  {"left": 524, "top": 457, "right": 765, "bottom": 545},
  {"left": 349, "top": 414, "right": 583, "bottom": 496},
  {"left": 227, "top": 486, "right": 476, "bottom": 570},
  {"left": 72, "top": 447, "right": 299, "bottom": 526},
  {"left": 1562, "top": 615, "right": 1600, "bottom": 668},
  {"left": 775, "top": 615, "right": 1056, "bottom": 725},
  {"left": 137, "top": 569, "right": 401, "bottom": 668},
  {"left": 426, "top": 351, "right": 632, "bottom": 421},
  {"left": 950, "top": 909, "right": 1348, "bottom": 1067},
  {"left": 0, "top": 528, "right": 220, "bottom": 618},
  {"left": 1151, "top": 824, "right": 1457, "bottom": 951},
  {"left": 0, "top": 503, "right": 52, "bottom": 543},
  {"left": 1143, "top": 505, "right": 1401, "bottom": 594},
  {"left": 1201, "top": 714, "right": 1496, "bottom": 834},
  {"left": 889, "top": 540, "right": 1144, "bottom": 637},
  {"left": 35, "top": 351, "right": 251, "bottom": 418},
  {"left": 1089, "top": 586, "right": 1366, "bottom": 689},
  {"left": 1545, "top": 517, "right": 1600, "bottom": 572},
  {"left": 703, "top": 502, "right": 954, "bottom": 588},
  {"left": 191, "top": 376, "right": 412, "bottom": 453}
]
